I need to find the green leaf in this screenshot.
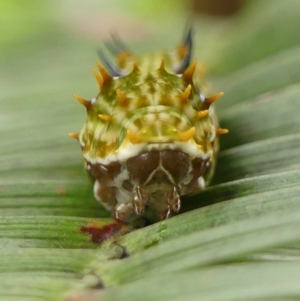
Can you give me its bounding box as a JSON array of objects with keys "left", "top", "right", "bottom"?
[
  {"left": 1, "top": 1, "right": 300, "bottom": 300},
  {"left": 101, "top": 262, "right": 300, "bottom": 301}
]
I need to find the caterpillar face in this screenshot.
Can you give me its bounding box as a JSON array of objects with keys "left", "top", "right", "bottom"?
[{"left": 69, "top": 28, "right": 228, "bottom": 222}]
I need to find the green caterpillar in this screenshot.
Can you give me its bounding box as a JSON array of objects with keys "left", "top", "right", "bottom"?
[{"left": 70, "top": 28, "right": 228, "bottom": 222}]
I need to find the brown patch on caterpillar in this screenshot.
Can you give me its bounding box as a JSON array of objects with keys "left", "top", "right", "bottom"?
[{"left": 87, "top": 161, "right": 121, "bottom": 185}]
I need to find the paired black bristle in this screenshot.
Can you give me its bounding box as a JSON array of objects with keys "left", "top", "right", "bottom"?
[
  {"left": 110, "top": 34, "right": 131, "bottom": 53},
  {"left": 97, "top": 49, "right": 124, "bottom": 77},
  {"left": 174, "top": 26, "right": 193, "bottom": 74},
  {"left": 98, "top": 26, "right": 193, "bottom": 77},
  {"left": 97, "top": 34, "right": 131, "bottom": 77}
]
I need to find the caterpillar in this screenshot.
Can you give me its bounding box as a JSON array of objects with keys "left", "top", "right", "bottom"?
[{"left": 69, "top": 28, "right": 228, "bottom": 222}]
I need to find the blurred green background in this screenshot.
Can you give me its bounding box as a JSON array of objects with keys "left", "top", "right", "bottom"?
[{"left": 1, "top": 1, "right": 300, "bottom": 300}]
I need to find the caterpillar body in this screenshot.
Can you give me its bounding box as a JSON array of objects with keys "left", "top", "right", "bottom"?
[{"left": 69, "top": 29, "right": 228, "bottom": 222}]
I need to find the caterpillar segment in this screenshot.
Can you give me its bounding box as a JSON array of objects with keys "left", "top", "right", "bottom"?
[{"left": 70, "top": 29, "right": 228, "bottom": 222}]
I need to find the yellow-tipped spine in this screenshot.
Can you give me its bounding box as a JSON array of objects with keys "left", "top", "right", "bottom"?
[
  {"left": 96, "top": 61, "right": 112, "bottom": 84},
  {"left": 132, "top": 61, "right": 140, "bottom": 73},
  {"left": 180, "top": 84, "right": 192, "bottom": 103},
  {"left": 197, "top": 110, "right": 209, "bottom": 119},
  {"left": 158, "top": 59, "right": 165, "bottom": 71},
  {"left": 179, "top": 127, "right": 195, "bottom": 142},
  {"left": 216, "top": 128, "right": 229, "bottom": 136},
  {"left": 98, "top": 114, "right": 112, "bottom": 122},
  {"left": 73, "top": 95, "right": 91, "bottom": 109},
  {"left": 183, "top": 59, "right": 197, "bottom": 81},
  {"left": 127, "top": 130, "right": 141, "bottom": 144},
  {"left": 203, "top": 92, "right": 224, "bottom": 108},
  {"left": 116, "top": 89, "right": 128, "bottom": 106},
  {"left": 68, "top": 132, "right": 80, "bottom": 140},
  {"left": 92, "top": 69, "right": 103, "bottom": 88}
]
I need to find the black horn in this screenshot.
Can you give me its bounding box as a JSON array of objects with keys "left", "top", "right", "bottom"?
[
  {"left": 174, "top": 26, "right": 193, "bottom": 74},
  {"left": 97, "top": 49, "right": 125, "bottom": 77}
]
